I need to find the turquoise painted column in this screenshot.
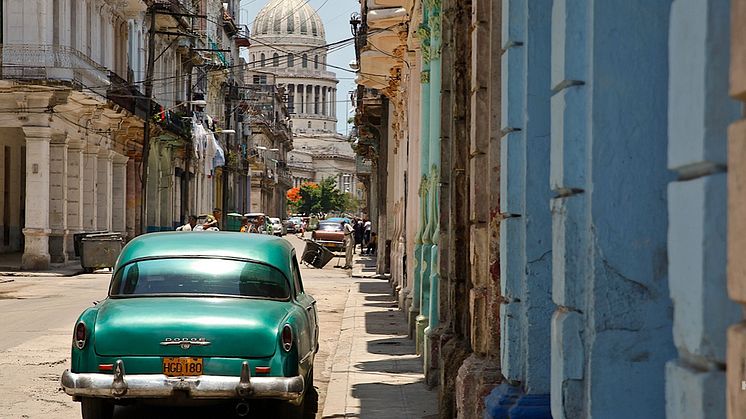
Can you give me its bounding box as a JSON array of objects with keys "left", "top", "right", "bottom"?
[
  {"left": 423, "top": 0, "right": 442, "bottom": 372},
  {"left": 412, "top": 6, "right": 432, "bottom": 352}
]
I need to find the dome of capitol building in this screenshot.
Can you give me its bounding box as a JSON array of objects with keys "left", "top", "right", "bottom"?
[{"left": 249, "top": 0, "right": 338, "bottom": 135}]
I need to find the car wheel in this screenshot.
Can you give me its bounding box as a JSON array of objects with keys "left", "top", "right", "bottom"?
[{"left": 80, "top": 397, "right": 114, "bottom": 419}]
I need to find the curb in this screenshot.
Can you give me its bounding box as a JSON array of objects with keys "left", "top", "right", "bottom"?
[{"left": 320, "top": 277, "right": 358, "bottom": 418}]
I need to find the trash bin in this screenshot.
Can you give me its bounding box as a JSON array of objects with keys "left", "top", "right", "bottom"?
[
  {"left": 73, "top": 230, "right": 107, "bottom": 257},
  {"left": 302, "top": 239, "right": 335, "bottom": 269},
  {"left": 225, "top": 213, "right": 243, "bottom": 232},
  {"left": 81, "top": 233, "right": 123, "bottom": 273}
]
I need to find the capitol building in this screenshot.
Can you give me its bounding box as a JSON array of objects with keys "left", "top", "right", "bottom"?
[{"left": 249, "top": 0, "right": 360, "bottom": 199}]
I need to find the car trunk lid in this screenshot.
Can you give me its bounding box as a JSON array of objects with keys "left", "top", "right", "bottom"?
[{"left": 94, "top": 297, "right": 290, "bottom": 358}]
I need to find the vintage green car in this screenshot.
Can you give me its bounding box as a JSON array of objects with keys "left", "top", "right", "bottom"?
[{"left": 61, "top": 232, "right": 319, "bottom": 418}]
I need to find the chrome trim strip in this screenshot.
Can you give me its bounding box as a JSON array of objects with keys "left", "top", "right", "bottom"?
[
  {"left": 159, "top": 339, "right": 212, "bottom": 347},
  {"left": 61, "top": 369, "right": 304, "bottom": 401}
]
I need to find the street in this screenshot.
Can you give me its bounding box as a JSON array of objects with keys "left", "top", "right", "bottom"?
[{"left": 0, "top": 235, "right": 353, "bottom": 419}]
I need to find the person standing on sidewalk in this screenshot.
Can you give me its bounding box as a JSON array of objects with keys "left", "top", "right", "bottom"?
[
  {"left": 353, "top": 218, "right": 364, "bottom": 254},
  {"left": 342, "top": 220, "right": 355, "bottom": 269}
]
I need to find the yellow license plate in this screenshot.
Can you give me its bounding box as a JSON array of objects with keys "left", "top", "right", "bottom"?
[{"left": 162, "top": 357, "right": 203, "bottom": 377}]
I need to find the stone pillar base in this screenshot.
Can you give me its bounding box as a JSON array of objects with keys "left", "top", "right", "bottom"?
[
  {"left": 456, "top": 354, "right": 502, "bottom": 419},
  {"left": 21, "top": 228, "right": 51, "bottom": 270},
  {"left": 424, "top": 327, "right": 441, "bottom": 387},
  {"left": 408, "top": 307, "right": 420, "bottom": 339},
  {"left": 49, "top": 230, "right": 68, "bottom": 263},
  {"left": 415, "top": 314, "right": 429, "bottom": 355},
  {"left": 484, "top": 384, "right": 551, "bottom": 419},
  {"left": 401, "top": 290, "right": 413, "bottom": 314},
  {"left": 438, "top": 334, "right": 471, "bottom": 419}
]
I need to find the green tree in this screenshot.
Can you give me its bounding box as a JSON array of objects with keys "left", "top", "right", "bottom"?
[{"left": 296, "top": 177, "right": 347, "bottom": 214}]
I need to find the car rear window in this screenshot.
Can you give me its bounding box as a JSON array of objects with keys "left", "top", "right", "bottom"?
[
  {"left": 318, "top": 223, "right": 341, "bottom": 231},
  {"left": 109, "top": 258, "right": 290, "bottom": 300}
]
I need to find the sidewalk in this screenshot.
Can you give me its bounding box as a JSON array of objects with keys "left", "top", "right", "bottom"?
[
  {"left": 321, "top": 256, "right": 437, "bottom": 419},
  {"left": 0, "top": 253, "right": 85, "bottom": 277}
]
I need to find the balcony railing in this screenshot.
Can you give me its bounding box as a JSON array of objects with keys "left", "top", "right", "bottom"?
[
  {"left": 108, "top": 71, "right": 149, "bottom": 119},
  {"left": 0, "top": 44, "right": 109, "bottom": 95}
]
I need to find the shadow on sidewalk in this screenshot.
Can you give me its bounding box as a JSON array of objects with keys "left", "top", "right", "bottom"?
[
  {"left": 350, "top": 279, "right": 436, "bottom": 418},
  {"left": 351, "top": 382, "right": 435, "bottom": 419}
]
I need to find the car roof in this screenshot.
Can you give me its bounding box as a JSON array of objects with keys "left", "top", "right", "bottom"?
[{"left": 117, "top": 232, "right": 295, "bottom": 278}]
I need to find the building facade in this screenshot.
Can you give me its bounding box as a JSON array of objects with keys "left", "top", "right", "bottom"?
[
  {"left": 354, "top": 0, "right": 742, "bottom": 418},
  {"left": 0, "top": 0, "right": 148, "bottom": 268},
  {"left": 0, "top": 0, "right": 250, "bottom": 268},
  {"left": 249, "top": 0, "right": 357, "bottom": 210}
]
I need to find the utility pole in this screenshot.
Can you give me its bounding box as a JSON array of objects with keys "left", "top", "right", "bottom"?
[{"left": 140, "top": 6, "right": 156, "bottom": 234}]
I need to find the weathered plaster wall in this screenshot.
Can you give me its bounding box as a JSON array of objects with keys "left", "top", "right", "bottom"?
[
  {"left": 550, "top": 2, "right": 676, "bottom": 417},
  {"left": 490, "top": 0, "right": 553, "bottom": 416},
  {"left": 667, "top": 1, "right": 740, "bottom": 418}
]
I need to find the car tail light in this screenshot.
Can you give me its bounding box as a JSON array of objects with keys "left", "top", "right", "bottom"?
[
  {"left": 74, "top": 322, "right": 87, "bottom": 349},
  {"left": 255, "top": 366, "right": 271, "bottom": 374},
  {"left": 281, "top": 324, "right": 293, "bottom": 352}
]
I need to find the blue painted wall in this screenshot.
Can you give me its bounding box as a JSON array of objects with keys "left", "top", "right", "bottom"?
[
  {"left": 549, "top": 1, "right": 676, "bottom": 418},
  {"left": 666, "top": 0, "right": 741, "bottom": 417}
]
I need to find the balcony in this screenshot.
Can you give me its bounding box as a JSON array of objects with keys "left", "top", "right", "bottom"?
[
  {"left": 235, "top": 25, "right": 251, "bottom": 48},
  {"left": 107, "top": 71, "right": 149, "bottom": 119},
  {"left": 0, "top": 44, "right": 109, "bottom": 95},
  {"left": 223, "top": 8, "right": 239, "bottom": 37}
]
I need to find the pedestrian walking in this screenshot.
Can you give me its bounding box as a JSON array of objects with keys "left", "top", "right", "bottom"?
[
  {"left": 354, "top": 218, "right": 365, "bottom": 254},
  {"left": 364, "top": 219, "right": 372, "bottom": 245},
  {"left": 342, "top": 220, "right": 355, "bottom": 269},
  {"left": 203, "top": 207, "right": 222, "bottom": 230},
  {"left": 366, "top": 232, "right": 377, "bottom": 256},
  {"left": 176, "top": 215, "right": 198, "bottom": 231},
  {"left": 239, "top": 216, "right": 251, "bottom": 233}
]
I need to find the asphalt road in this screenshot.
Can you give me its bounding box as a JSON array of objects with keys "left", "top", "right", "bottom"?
[{"left": 0, "top": 234, "right": 351, "bottom": 419}]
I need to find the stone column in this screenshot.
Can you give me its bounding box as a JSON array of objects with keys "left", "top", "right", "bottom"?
[
  {"left": 21, "top": 127, "right": 52, "bottom": 270},
  {"left": 111, "top": 153, "right": 128, "bottom": 235},
  {"left": 329, "top": 88, "right": 337, "bottom": 118},
  {"left": 297, "top": 84, "right": 303, "bottom": 114},
  {"left": 549, "top": 2, "right": 674, "bottom": 417},
  {"left": 411, "top": 48, "right": 431, "bottom": 342},
  {"left": 82, "top": 145, "right": 99, "bottom": 231},
  {"left": 455, "top": 0, "right": 504, "bottom": 417},
  {"left": 484, "top": 0, "right": 553, "bottom": 416},
  {"left": 666, "top": 2, "right": 739, "bottom": 418},
  {"left": 727, "top": 0, "right": 746, "bottom": 417},
  {"left": 96, "top": 149, "right": 114, "bottom": 231},
  {"left": 126, "top": 156, "right": 137, "bottom": 239},
  {"left": 423, "top": 0, "right": 444, "bottom": 384},
  {"left": 66, "top": 140, "right": 84, "bottom": 258},
  {"left": 49, "top": 134, "right": 69, "bottom": 263},
  {"left": 134, "top": 157, "right": 143, "bottom": 236}
]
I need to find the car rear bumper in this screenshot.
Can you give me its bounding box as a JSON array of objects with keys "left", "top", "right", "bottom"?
[
  {"left": 61, "top": 361, "right": 303, "bottom": 401},
  {"left": 313, "top": 240, "right": 344, "bottom": 250}
]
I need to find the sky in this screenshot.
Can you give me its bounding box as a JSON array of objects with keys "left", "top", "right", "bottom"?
[{"left": 238, "top": 0, "right": 360, "bottom": 136}]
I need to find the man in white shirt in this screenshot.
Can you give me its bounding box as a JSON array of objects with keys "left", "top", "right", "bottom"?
[
  {"left": 176, "top": 215, "right": 198, "bottom": 231},
  {"left": 342, "top": 220, "right": 355, "bottom": 269}
]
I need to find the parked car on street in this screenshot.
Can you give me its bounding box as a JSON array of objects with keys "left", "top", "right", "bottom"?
[
  {"left": 285, "top": 217, "right": 303, "bottom": 234},
  {"left": 311, "top": 221, "right": 345, "bottom": 252},
  {"left": 61, "top": 232, "right": 318, "bottom": 419},
  {"left": 269, "top": 217, "right": 286, "bottom": 236}
]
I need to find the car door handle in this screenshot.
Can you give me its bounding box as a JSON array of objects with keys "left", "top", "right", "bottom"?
[{"left": 306, "top": 306, "right": 313, "bottom": 312}]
